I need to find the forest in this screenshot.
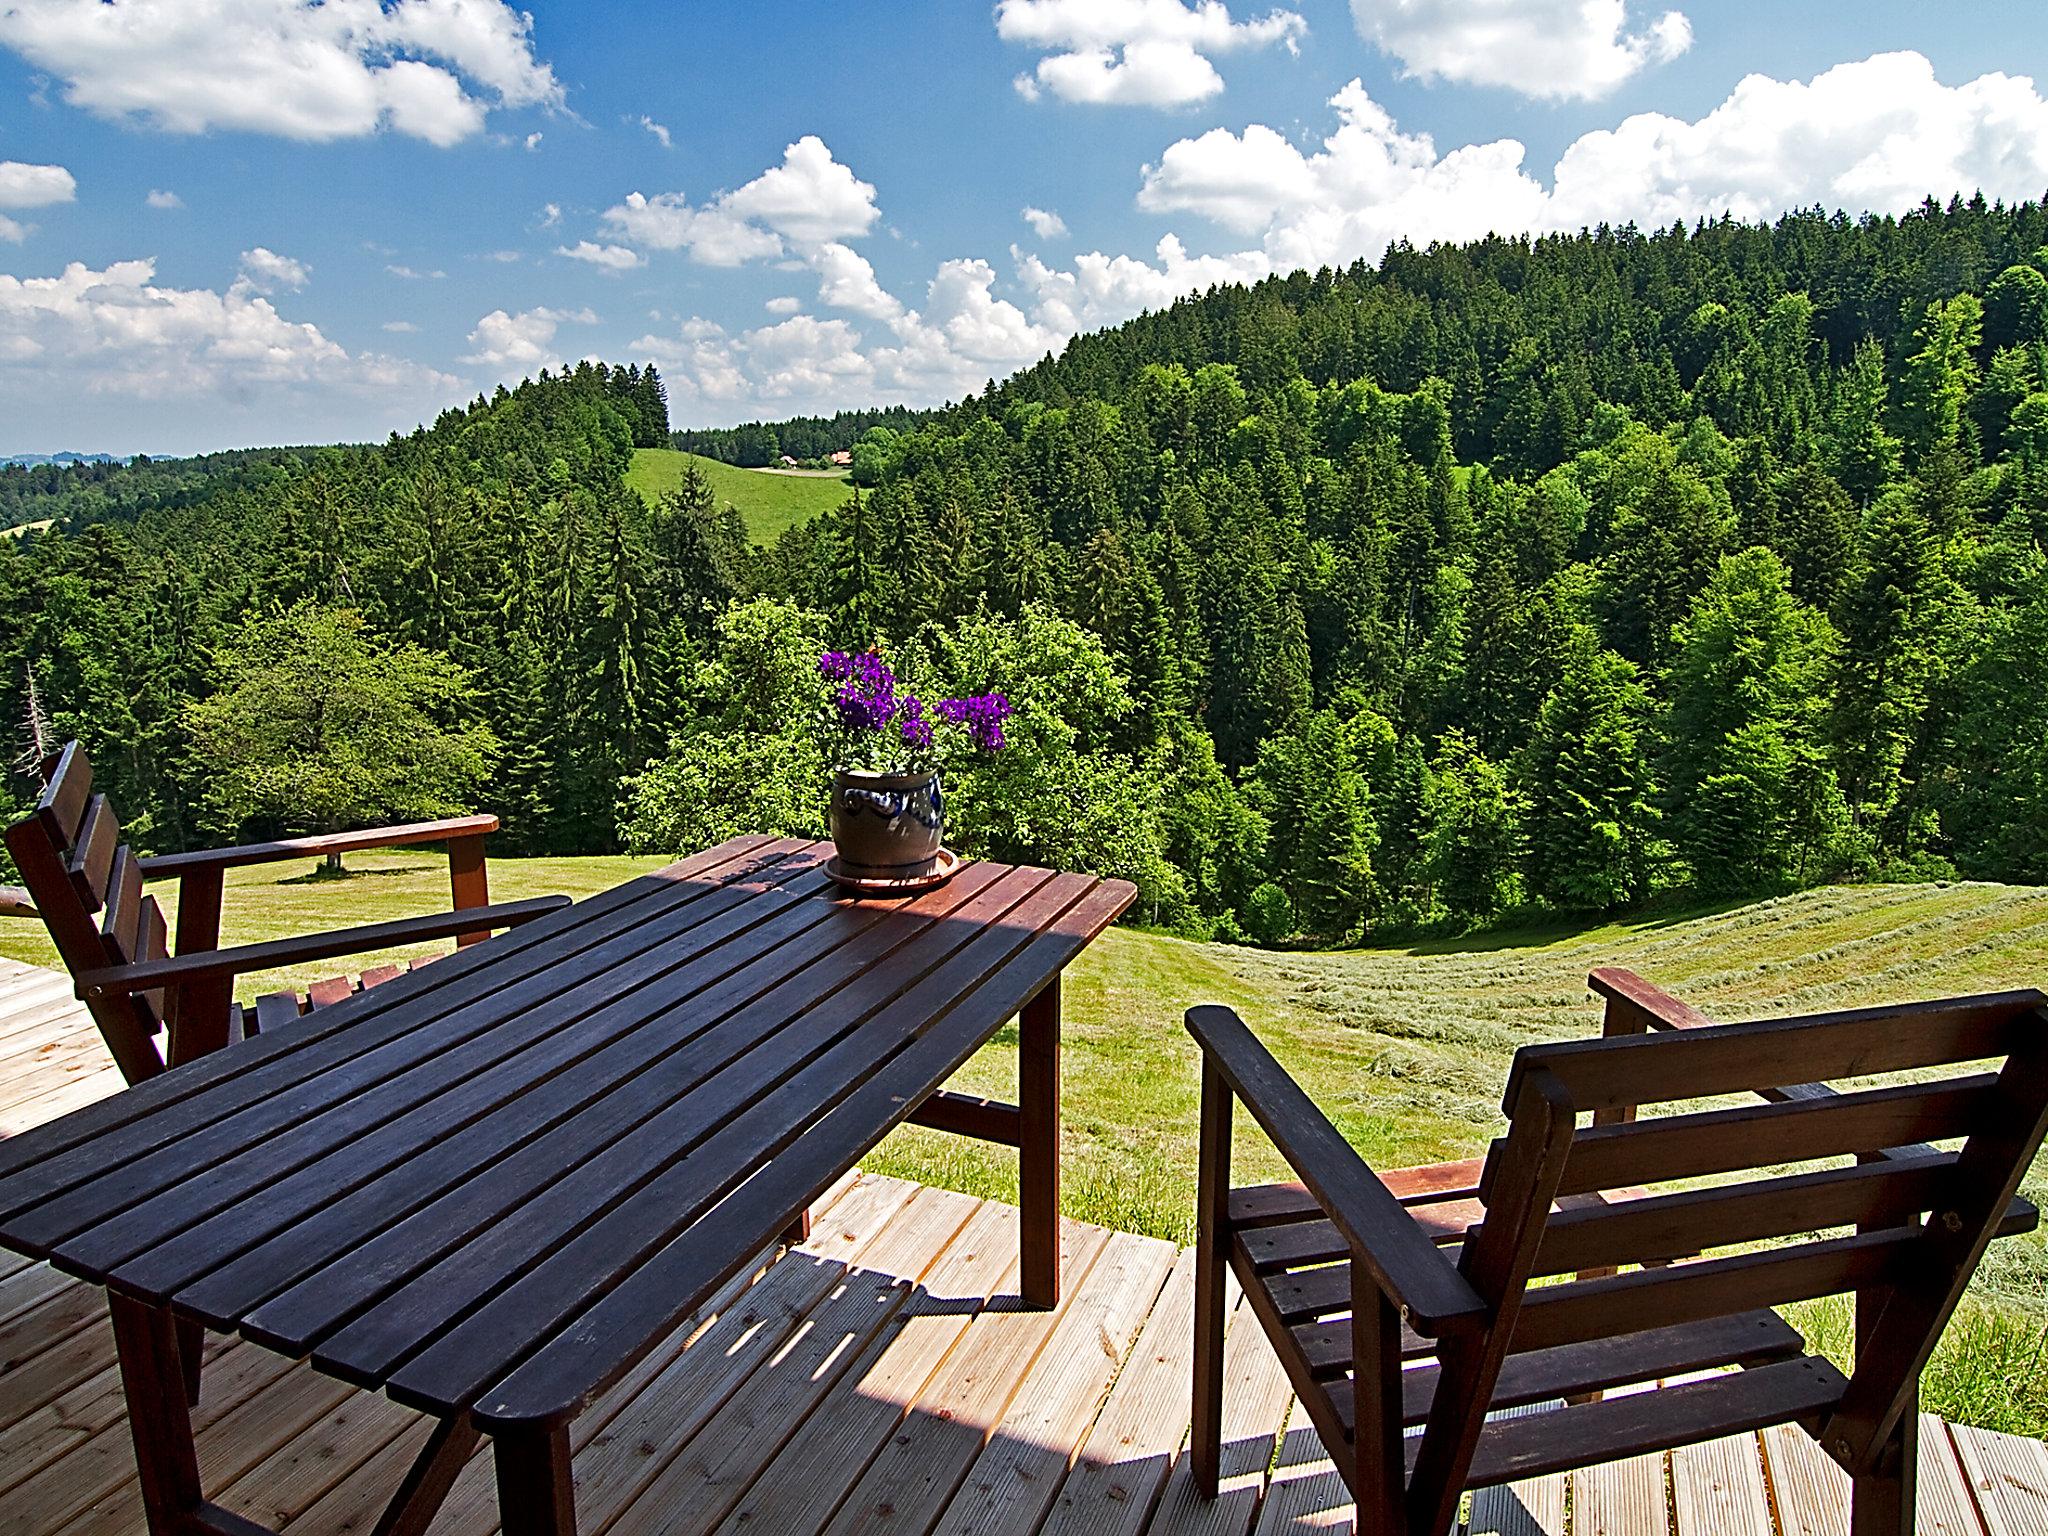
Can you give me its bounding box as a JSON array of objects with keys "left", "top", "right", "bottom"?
[{"left": 5, "top": 196, "right": 2048, "bottom": 945}]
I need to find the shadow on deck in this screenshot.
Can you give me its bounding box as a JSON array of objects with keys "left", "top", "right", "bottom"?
[{"left": 1, "top": 958, "right": 2045, "bottom": 1536}]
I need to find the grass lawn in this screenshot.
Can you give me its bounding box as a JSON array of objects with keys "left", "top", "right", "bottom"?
[
  {"left": 3, "top": 861, "right": 2043, "bottom": 1432},
  {"left": 624, "top": 447, "right": 852, "bottom": 544}
]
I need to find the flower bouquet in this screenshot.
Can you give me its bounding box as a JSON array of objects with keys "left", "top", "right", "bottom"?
[{"left": 816, "top": 648, "right": 1010, "bottom": 886}]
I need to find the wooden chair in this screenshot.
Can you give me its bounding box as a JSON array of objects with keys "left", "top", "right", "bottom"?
[
  {"left": 5, "top": 740, "right": 570, "bottom": 1086},
  {"left": 1186, "top": 968, "right": 2048, "bottom": 1536}
]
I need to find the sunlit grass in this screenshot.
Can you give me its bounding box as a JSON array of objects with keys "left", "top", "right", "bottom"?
[{"left": 624, "top": 447, "right": 852, "bottom": 543}]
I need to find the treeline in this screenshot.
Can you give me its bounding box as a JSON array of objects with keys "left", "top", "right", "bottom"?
[
  {"left": 0, "top": 360, "right": 692, "bottom": 857},
  {"left": 6, "top": 197, "right": 2048, "bottom": 945},
  {"left": 0, "top": 447, "right": 329, "bottom": 532},
  {"left": 672, "top": 405, "right": 942, "bottom": 466}
]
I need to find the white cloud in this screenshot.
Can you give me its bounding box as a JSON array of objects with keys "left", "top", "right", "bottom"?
[
  {"left": 810, "top": 242, "right": 903, "bottom": 321},
  {"left": 1018, "top": 234, "right": 1271, "bottom": 336},
  {"left": 998, "top": 0, "right": 1305, "bottom": 107},
  {"left": 764, "top": 295, "right": 802, "bottom": 315},
  {"left": 1022, "top": 206, "right": 1069, "bottom": 239},
  {"left": 0, "top": 160, "right": 75, "bottom": 208},
  {"left": 0, "top": 0, "right": 561, "bottom": 145},
  {"left": 0, "top": 217, "right": 25, "bottom": 244},
  {"left": 462, "top": 304, "right": 598, "bottom": 368},
  {"left": 1350, "top": 0, "right": 1689, "bottom": 101},
  {"left": 237, "top": 246, "right": 309, "bottom": 293},
  {"left": 603, "top": 193, "right": 784, "bottom": 266},
  {"left": 0, "top": 256, "right": 455, "bottom": 401},
  {"left": 539, "top": 202, "right": 562, "bottom": 227},
  {"left": 386, "top": 264, "right": 446, "bottom": 280},
  {"left": 382, "top": 319, "right": 420, "bottom": 333},
  {"left": 558, "top": 239, "right": 645, "bottom": 271},
  {"left": 636, "top": 114, "right": 672, "bottom": 148},
  {"left": 1132, "top": 55, "right": 2048, "bottom": 278},
  {"left": 481, "top": 249, "right": 522, "bottom": 263},
  {"left": 145, "top": 189, "right": 182, "bottom": 210},
  {"left": 524, "top": 130, "right": 544, "bottom": 151},
  {"left": 600, "top": 136, "right": 881, "bottom": 269},
  {"left": 721, "top": 136, "right": 882, "bottom": 246}
]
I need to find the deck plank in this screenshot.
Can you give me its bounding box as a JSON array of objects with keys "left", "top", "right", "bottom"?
[
  {"left": 1143, "top": 1281, "right": 1297, "bottom": 1536},
  {"left": 708, "top": 1198, "right": 1025, "bottom": 1536},
  {"left": 1950, "top": 1422, "right": 2048, "bottom": 1536},
  {"left": 1671, "top": 1435, "right": 1771, "bottom": 1536},
  {"left": 1247, "top": 1395, "right": 1352, "bottom": 1535},
  {"left": 1039, "top": 1246, "right": 1201, "bottom": 1536},
  {"left": 1571, "top": 1450, "right": 1669, "bottom": 1536},
  {"left": 604, "top": 1185, "right": 981, "bottom": 1536},
  {"left": 1467, "top": 1404, "right": 1567, "bottom": 1536},
  {"left": 932, "top": 1227, "right": 1178, "bottom": 1536},
  {"left": 817, "top": 1220, "right": 1115, "bottom": 1536}
]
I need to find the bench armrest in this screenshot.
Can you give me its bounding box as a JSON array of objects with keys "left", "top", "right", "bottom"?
[
  {"left": 1186, "top": 1004, "right": 1485, "bottom": 1333},
  {"left": 1588, "top": 967, "right": 1717, "bottom": 1033},
  {"left": 136, "top": 815, "right": 501, "bottom": 878},
  {"left": 74, "top": 895, "right": 569, "bottom": 999}
]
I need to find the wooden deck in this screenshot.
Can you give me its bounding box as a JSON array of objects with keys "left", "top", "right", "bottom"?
[{"left": 2, "top": 958, "right": 2046, "bottom": 1535}]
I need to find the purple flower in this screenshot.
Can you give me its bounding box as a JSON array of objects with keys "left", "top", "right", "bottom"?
[
  {"left": 821, "top": 648, "right": 898, "bottom": 732},
  {"left": 896, "top": 696, "right": 934, "bottom": 750},
  {"left": 936, "top": 692, "right": 1012, "bottom": 752}
]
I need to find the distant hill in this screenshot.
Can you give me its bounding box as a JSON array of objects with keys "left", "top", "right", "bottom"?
[
  {"left": 625, "top": 447, "right": 852, "bottom": 543},
  {"left": 1, "top": 452, "right": 126, "bottom": 468}
]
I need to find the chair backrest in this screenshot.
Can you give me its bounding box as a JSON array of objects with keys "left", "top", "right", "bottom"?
[
  {"left": 4, "top": 741, "right": 172, "bottom": 1083},
  {"left": 1451, "top": 989, "right": 2048, "bottom": 1474}
]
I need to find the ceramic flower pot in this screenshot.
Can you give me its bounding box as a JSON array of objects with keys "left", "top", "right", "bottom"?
[{"left": 829, "top": 768, "right": 944, "bottom": 878}]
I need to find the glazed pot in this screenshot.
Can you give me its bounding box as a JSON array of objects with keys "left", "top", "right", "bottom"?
[{"left": 829, "top": 768, "right": 944, "bottom": 878}]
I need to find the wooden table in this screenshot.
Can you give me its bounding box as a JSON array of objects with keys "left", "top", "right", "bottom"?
[{"left": 0, "top": 836, "right": 1134, "bottom": 1536}]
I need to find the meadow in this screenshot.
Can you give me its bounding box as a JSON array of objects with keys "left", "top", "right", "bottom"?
[
  {"left": 624, "top": 447, "right": 851, "bottom": 543},
  {"left": 3, "top": 859, "right": 2042, "bottom": 1432}
]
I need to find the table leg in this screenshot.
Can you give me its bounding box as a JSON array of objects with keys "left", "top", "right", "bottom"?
[
  {"left": 108, "top": 1292, "right": 204, "bottom": 1536},
  {"left": 1019, "top": 974, "right": 1062, "bottom": 1308},
  {"left": 496, "top": 1424, "right": 579, "bottom": 1536}
]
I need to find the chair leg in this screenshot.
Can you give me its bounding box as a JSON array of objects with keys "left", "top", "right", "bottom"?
[
  {"left": 1849, "top": 1388, "right": 1918, "bottom": 1536},
  {"left": 1190, "top": 1057, "right": 1232, "bottom": 1498},
  {"left": 175, "top": 1318, "right": 204, "bottom": 1406}
]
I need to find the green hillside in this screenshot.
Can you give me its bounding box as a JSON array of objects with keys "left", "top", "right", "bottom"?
[{"left": 625, "top": 447, "right": 850, "bottom": 543}]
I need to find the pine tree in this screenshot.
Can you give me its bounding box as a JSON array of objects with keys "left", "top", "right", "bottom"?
[{"left": 1519, "top": 647, "right": 1658, "bottom": 910}]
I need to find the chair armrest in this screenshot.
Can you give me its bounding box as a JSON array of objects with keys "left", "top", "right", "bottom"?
[
  {"left": 1186, "top": 1004, "right": 1485, "bottom": 1332},
  {"left": 1588, "top": 967, "right": 1717, "bottom": 1033},
  {"left": 74, "top": 895, "right": 569, "bottom": 999},
  {"left": 136, "top": 815, "right": 501, "bottom": 878}
]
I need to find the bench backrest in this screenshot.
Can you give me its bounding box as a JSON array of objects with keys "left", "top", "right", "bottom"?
[
  {"left": 1444, "top": 987, "right": 2048, "bottom": 1482},
  {"left": 4, "top": 742, "right": 172, "bottom": 1083}
]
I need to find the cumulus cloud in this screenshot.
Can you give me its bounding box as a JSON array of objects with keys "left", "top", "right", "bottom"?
[
  {"left": 0, "top": 256, "right": 454, "bottom": 402},
  {"left": 145, "top": 189, "right": 182, "bottom": 210},
  {"left": 237, "top": 246, "right": 309, "bottom": 293},
  {"left": 1350, "top": 0, "right": 1689, "bottom": 101},
  {"left": 1136, "top": 54, "right": 2048, "bottom": 275},
  {"left": 1022, "top": 206, "right": 1068, "bottom": 239},
  {"left": 558, "top": 239, "right": 645, "bottom": 271},
  {"left": 764, "top": 295, "right": 802, "bottom": 315},
  {"left": 382, "top": 319, "right": 420, "bottom": 333},
  {"left": 0, "top": 0, "right": 562, "bottom": 145},
  {"left": 600, "top": 135, "right": 880, "bottom": 267},
  {"left": 810, "top": 242, "right": 904, "bottom": 321},
  {"left": 0, "top": 161, "right": 76, "bottom": 209},
  {"left": 998, "top": 0, "right": 1305, "bottom": 107},
  {"left": 463, "top": 304, "right": 598, "bottom": 368}
]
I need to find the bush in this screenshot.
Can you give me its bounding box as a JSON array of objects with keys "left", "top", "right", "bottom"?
[{"left": 1245, "top": 882, "right": 1294, "bottom": 946}]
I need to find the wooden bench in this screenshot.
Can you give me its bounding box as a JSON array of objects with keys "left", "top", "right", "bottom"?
[
  {"left": 4, "top": 739, "right": 567, "bottom": 1085},
  {"left": 1186, "top": 969, "right": 2048, "bottom": 1536}
]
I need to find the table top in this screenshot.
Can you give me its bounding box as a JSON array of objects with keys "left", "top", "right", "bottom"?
[{"left": 0, "top": 836, "right": 1134, "bottom": 1429}]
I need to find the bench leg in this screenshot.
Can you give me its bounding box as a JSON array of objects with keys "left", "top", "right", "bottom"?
[
  {"left": 1019, "top": 975, "right": 1062, "bottom": 1308},
  {"left": 176, "top": 1317, "right": 204, "bottom": 1406},
  {"left": 1850, "top": 1287, "right": 1917, "bottom": 1536},
  {"left": 496, "top": 1424, "right": 578, "bottom": 1536},
  {"left": 1190, "top": 1055, "right": 1231, "bottom": 1498},
  {"left": 449, "top": 833, "right": 491, "bottom": 948},
  {"left": 781, "top": 1207, "right": 813, "bottom": 1245}
]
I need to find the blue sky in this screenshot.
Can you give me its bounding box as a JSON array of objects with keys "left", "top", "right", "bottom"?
[{"left": 0, "top": 0, "right": 2045, "bottom": 455}]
